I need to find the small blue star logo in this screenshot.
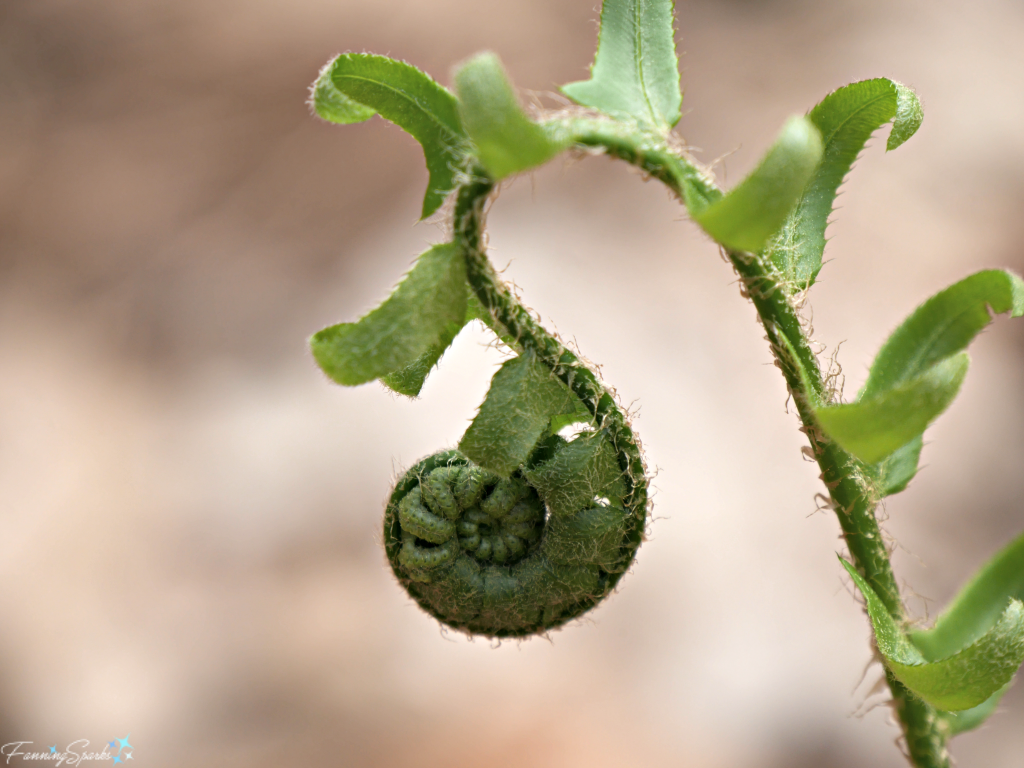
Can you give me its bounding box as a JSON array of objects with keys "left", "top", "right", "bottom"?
[
  {"left": 49, "top": 746, "right": 56, "bottom": 754},
  {"left": 117, "top": 735, "right": 133, "bottom": 752},
  {"left": 108, "top": 741, "right": 117, "bottom": 750}
]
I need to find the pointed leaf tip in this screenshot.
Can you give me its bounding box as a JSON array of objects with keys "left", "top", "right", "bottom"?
[
  {"left": 839, "top": 557, "right": 923, "bottom": 665},
  {"left": 381, "top": 287, "right": 511, "bottom": 397},
  {"left": 561, "top": 0, "right": 682, "bottom": 131},
  {"left": 875, "top": 436, "right": 923, "bottom": 497},
  {"left": 887, "top": 82, "right": 923, "bottom": 151},
  {"left": 310, "top": 56, "right": 377, "bottom": 125},
  {"left": 380, "top": 314, "right": 467, "bottom": 397}
]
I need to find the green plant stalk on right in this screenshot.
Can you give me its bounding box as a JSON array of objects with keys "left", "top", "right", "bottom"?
[
  {"left": 559, "top": 41, "right": 1023, "bottom": 762},
  {"left": 565, "top": 123, "right": 950, "bottom": 767}
]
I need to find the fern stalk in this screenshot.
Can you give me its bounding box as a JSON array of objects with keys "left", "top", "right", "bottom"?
[
  {"left": 556, "top": 120, "right": 951, "bottom": 768},
  {"left": 453, "top": 172, "right": 649, "bottom": 578}
]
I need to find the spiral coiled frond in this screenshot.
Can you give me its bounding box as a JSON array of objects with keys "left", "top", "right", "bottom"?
[
  {"left": 308, "top": 49, "right": 649, "bottom": 638},
  {"left": 385, "top": 439, "right": 640, "bottom": 638}
]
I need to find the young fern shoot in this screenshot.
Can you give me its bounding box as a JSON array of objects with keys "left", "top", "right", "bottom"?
[
  {"left": 309, "top": 53, "right": 647, "bottom": 638},
  {"left": 307, "top": 1, "right": 1024, "bottom": 765}
]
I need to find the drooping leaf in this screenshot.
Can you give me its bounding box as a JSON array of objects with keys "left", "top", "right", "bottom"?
[
  {"left": 561, "top": 0, "right": 682, "bottom": 131},
  {"left": 894, "top": 605, "right": 1024, "bottom": 712},
  {"left": 897, "top": 606, "right": 1024, "bottom": 716},
  {"left": 316, "top": 53, "right": 468, "bottom": 218},
  {"left": 310, "top": 59, "right": 377, "bottom": 124},
  {"left": 888, "top": 82, "right": 925, "bottom": 151},
  {"left": 459, "top": 349, "right": 577, "bottom": 477},
  {"left": 818, "top": 270, "right": 1024, "bottom": 470},
  {"left": 875, "top": 436, "right": 923, "bottom": 497},
  {"left": 777, "top": 309, "right": 923, "bottom": 496},
  {"left": 860, "top": 270, "right": 1024, "bottom": 400},
  {"left": 311, "top": 243, "right": 466, "bottom": 386},
  {"left": 453, "top": 52, "right": 568, "bottom": 180},
  {"left": 765, "top": 79, "right": 923, "bottom": 288},
  {"left": 815, "top": 353, "right": 969, "bottom": 465},
  {"left": 841, "top": 558, "right": 1024, "bottom": 711},
  {"left": 524, "top": 430, "right": 626, "bottom": 517},
  {"left": 381, "top": 286, "right": 523, "bottom": 397},
  {"left": 691, "top": 116, "right": 823, "bottom": 254},
  {"left": 912, "top": 531, "right": 1024, "bottom": 662},
  {"left": 381, "top": 316, "right": 467, "bottom": 397},
  {"left": 910, "top": 531, "right": 1024, "bottom": 731}
]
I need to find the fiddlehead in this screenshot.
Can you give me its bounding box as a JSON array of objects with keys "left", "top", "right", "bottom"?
[
  {"left": 308, "top": 54, "right": 648, "bottom": 638},
  {"left": 385, "top": 441, "right": 638, "bottom": 637}
]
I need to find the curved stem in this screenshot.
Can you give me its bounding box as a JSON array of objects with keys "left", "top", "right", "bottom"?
[
  {"left": 452, "top": 171, "right": 648, "bottom": 581},
  {"left": 552, "top": 119, "right": 950, "bottom": 767}
]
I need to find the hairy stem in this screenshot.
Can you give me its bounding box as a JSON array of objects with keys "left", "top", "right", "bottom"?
[
  {"left": 452, "top": 171, "right": 648, "bottom": 582},
  {"left": 556, "top": 119, "right": 950, "bottom": 768}
]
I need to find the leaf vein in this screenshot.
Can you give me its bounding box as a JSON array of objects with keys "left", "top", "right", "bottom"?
[{"left": 334, "top": 73, "right": 462, "bottom": 144}]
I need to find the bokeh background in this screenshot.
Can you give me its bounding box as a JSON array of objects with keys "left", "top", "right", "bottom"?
[{"left": 3, "top": 0, "right": 1024, "bottom": 765}]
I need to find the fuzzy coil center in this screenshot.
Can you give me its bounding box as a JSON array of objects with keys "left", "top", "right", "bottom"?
[{"left": 398, "top": 464, "right": 545, "bottom": 569}]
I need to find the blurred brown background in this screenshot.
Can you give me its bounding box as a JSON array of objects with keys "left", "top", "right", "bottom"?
[{"left": 2, "top": 0, "right": 1024, "bottom": 765}]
